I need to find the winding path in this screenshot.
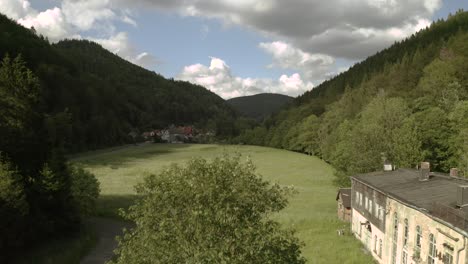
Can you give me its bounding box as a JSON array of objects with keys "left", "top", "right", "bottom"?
[{"left": 80, "top": 217, "right": 132, "bottom": 264}]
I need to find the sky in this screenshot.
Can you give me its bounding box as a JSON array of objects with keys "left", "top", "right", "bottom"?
[{"left": 0, "top": 0, "right": 467, "bottom": 99}]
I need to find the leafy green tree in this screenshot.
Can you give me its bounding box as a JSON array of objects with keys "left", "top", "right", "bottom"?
[
  {"left": 69, "top": 166, "right": 100, "bottom": 215},
  {"left": 111, "top": 155, "right": 305, "bottom": 264},
  {"left": 0, "top": 156, "right": 28, "bottom": 261},
  {"left": 449, "top": 101, "right": 468, "bottom": 176},
  {"left": 0, "top": 54, "right": 46, "bottom": 175}
]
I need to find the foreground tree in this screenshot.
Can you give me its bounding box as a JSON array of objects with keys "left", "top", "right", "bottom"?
[{"left": 111, "top": 155, "right": 305, "bottom": 264}]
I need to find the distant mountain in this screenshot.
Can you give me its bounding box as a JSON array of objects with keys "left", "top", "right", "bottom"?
[
  {"left": 227, "top": 93, "right": 293, "bottom": 121},
  {"left": 0, "top": 13, "right": 238, "bottom": 152}
]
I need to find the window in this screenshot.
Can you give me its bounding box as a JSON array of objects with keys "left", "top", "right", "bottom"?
[
  {"left": 365, "top": 229, "right": 371, "bottom": 249},
  {"left": 374, "top": 235, "right": 377, "bottom": 252},
  {"left": 379, "top": 239, "right": 382, "bottom": 258},
  {"left": 369, "top": 200, "right": 373, "bottom": 213},
  {"left": 365, "top": 196, "right": 368, "bottom": 210},
  {"left": 403, "top": 219, "right": 409, "bottom": 247},
  {"left": 428, "top": 234, "right": 436, "bottom": 264},
  {"left": 415, "top": 225, "right": 422, "bottom": 257},
  {"left": 443, "top": 243, "right": 454, "bottom": 264},
  {"left": 358, "top": 221, "right": 362, "bottom": 237},
  {"left": 402, "top": 251, "right": 408, "bottom": 264},
  {"left": 391, "top": 213, "right": 399, "bottom": 264}
]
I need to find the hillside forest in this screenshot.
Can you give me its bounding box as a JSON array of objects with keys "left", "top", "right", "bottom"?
[
  {"left": 0, "top": 12, "right": 241, "bottom": 262},
  {"left": 235, "top": 10, "right": 468, "bottom": 184}
]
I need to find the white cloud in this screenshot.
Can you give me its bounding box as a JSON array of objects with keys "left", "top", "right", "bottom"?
[
  {"left": 115, "top": 0, "right": 442, "bottom": 60},
  {"left": 259, "top": 41, "right": 334, "bottom": 82},
  {"left": 61, "top": 0, "right": 116, "bottom": 32},
  {"left": 178, "top": 57, "right": 313, "bottom": 99},
  {"left": 90, "top": 32, "right": 158, "bottom": 68},
  {"left": 122, "top": 15, "right": 137, "bottom": 27},
  {"left": 0, "top": 0, "right": 32, "bottom": 20},
  {"left": 18, "top": 7, "right": 73, "bottom": 41}
]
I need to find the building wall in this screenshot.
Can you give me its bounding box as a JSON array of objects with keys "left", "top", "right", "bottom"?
[
  {"left": 353, "top": 196, "right": 468, "bottom": 264},
  {"left": 384, "top": 198, "right": 467, "bottom": 264},
  {"left": 352, "top": 208, "right": 386, "bottom": 263},
  {"left": 337, "top": 196, "right": 351, "bottom": 222},
  {"left": 352, "top": 179, "right": 387, "bottom": 232}
]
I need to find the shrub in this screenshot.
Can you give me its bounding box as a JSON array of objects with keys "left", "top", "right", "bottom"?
[
  {"left": 70, "top": 166, "right": 100, "bottom": 216},
  {"left": 110, "top": 154, "right": 305, "bottom": 264}
]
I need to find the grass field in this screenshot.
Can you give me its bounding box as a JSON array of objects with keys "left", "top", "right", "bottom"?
[{"left": 71, "top": 143, "right": 374, "bottom": 263}]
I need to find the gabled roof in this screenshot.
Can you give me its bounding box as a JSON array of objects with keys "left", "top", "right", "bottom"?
[
  {"left": 336, "top": 188, "right": 351, "bottom": 208},
  {"left": 351, "top": 169, "right": 468, "bottom": 212}
]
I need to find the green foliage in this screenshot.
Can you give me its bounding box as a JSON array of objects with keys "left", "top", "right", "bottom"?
[
  {"left": 0, "top": 156, "right": 28, "bottom": 214},
  {"left": 238, "top": 11, "right": 468, "bottom": 184},
  {"left": 0, "top": 156, "right": 29, "bottom": 261},
  {"left": 70, "top": 166, "right": 100, "bottom": 216},
  {"left": 72, "top": 144, "right": 375, "bottom": 263},
  {"left": 227, "top": 93, "right": 293, "bottom": 121},
  {"left": 110, "top": 154, "right": 306, "bottom": 264},
  {"left": 0, "top": 14, "right": 239, "bottom": 152}
]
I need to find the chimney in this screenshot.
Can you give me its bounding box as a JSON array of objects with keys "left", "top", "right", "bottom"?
[
  {"left": 457, "top": 185, "right": 468, "bottom": 207},
  {"left": 450, "top": 168, "right": 459, "bottom": 177},
  {"left": 419, "top": 162, "right": 430, "bottom": 181},
  {"left": 383, "top": 160, "right": 393, "bottom": 172},
  {"left": 382, "top": 153, "right": 393, "bottom": 171}
]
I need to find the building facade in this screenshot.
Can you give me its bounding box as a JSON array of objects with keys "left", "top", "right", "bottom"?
[
  {"left": 337, "top": 188, "right": 352, "bottom": 222},
  {"left": 351, "top": 166, "right": 468, "bottom": 264}
]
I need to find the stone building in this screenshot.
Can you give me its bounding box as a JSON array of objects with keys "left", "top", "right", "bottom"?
[
  {"left": 337, "top": 188, "right": 352, "bottom": 222},
  {"left": 351, "top": 163, "right": 468, "bottom": 264}
]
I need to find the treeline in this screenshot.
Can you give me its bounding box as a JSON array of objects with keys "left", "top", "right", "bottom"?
[
  {"left": 235, "top": 10, "right": 468, "bottom": 185},
  {"left": 0, "top": 13, "right": 240, "bottom": 153}
]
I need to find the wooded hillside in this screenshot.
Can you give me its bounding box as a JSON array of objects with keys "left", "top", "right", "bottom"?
[
  {"left": 227, "top": 93, "right": 293, "bottom": 121},
  {"left": 236, "top": 10, "right": 468, "bottom": 184},
  {"left": 0, "top": 13, "right": 238, "bottom": 152}
]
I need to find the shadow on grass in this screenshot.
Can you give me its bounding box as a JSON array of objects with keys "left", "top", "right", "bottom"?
[
  {"left": 71, "top": 143, "right": 192, "bottom": 167},
  {"left": 96, "top": 194, "right": 140, "bottom": 220}
]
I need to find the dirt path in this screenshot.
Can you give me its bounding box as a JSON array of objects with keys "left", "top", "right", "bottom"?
[{"left": 81, "top": 217, "right": 132, "bottom": 264}]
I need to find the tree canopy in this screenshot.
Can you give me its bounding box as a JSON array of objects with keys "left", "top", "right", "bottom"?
[
  {"left": 235, "top": 10, "right": 468, "bottom": 183},
  {"left": 111, "top": 155, "right": 306, "bottom": 264}
]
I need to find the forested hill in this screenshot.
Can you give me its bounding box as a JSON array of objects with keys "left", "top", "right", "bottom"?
[
  {"left": 235, "top": 10, "right": 468, "bottom": 184},
  {"left": 227, "top": 93, "right": 293, "bottom": 121},
  {"left": 0, "top": 13, "right": 237, "bottom": 152}
]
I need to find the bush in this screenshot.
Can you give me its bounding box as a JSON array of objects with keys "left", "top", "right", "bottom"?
[
  {"left": 69, "top": 166, "right": 100, "bottom": 216},
  {"left": 0, "top": 156, "right": 29, "bottom": 261},
  {"left": 110, "top": 154, "right": 305, "bottom": 264}
]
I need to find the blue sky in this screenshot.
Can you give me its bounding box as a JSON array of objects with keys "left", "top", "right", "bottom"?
[{"left": 2, "top": 0, "right": 468, "bottom": 98}]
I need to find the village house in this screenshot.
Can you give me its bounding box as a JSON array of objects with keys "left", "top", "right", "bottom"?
[
  {"left": 350, "top": 162, "right": 468, "bottom": 264},
  {"left": 336, "top": 188, "right": 352, "bottom": 222}
]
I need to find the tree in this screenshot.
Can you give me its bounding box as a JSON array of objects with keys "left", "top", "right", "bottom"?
[
  {"left": 0, "top": 155, "right": 29, "bottom": 261},
  {"left": 111, "top": 155, "right": 306, "bottom": 264}
]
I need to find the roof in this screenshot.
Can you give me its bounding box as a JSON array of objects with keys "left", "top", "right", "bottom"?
[
  {"left": 352, "top": 168, "right": 468, "bottom": 211},
  {"left": 336, "top": 188, "right": 351, "bottom": 208}
]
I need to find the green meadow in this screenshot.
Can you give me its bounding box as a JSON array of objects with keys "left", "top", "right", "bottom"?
[{"left": 71, "top": 143, "right": 374, "bottom": 263}]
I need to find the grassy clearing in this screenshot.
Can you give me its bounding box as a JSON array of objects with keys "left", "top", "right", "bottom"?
[
  {"left": 72, "top": 143, "right": 374, "bottom": 263},
  {"left": 14, "top": 223, "right": 97, "bottom": 264}
]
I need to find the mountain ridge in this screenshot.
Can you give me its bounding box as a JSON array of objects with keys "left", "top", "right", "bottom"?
[{"left": 227, "top": 93, "right": 293, "bottom": 121}]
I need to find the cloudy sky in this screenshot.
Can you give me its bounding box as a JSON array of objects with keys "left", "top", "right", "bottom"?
[{"left": 1, "top": 0, "right": 466, "bottom": 99}]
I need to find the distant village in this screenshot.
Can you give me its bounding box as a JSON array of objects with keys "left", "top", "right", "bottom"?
[{"left": 130, "top": 125, "right": 215, "bottom": 144}]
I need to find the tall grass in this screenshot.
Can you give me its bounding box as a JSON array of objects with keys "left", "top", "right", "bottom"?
[{"left": 72, "top": 143, "right": 375, "bottom": 263}]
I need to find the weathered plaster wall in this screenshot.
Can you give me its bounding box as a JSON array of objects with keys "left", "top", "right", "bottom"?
[{"left": 352, "top": 198, "right": 468, "bottom": 264}]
